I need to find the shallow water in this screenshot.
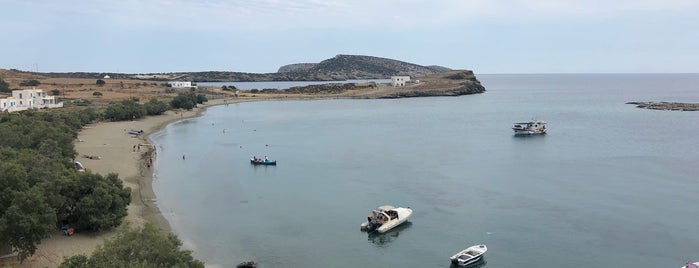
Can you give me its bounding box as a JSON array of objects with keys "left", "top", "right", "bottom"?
[{"left": 152, "top": 74, "right": 699, "bottom": 268}]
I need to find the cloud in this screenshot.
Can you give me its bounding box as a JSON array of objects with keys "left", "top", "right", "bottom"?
[{"left": 5, "top": 0, "right": 698, "bottom": 32}]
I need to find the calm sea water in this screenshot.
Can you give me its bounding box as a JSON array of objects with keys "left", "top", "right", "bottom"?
[
  {"left": 199, "top": 79, "right": 391, "bottom": 90},
  {"left": 151, "top": 74, "right": 699, "bottom": 268}
]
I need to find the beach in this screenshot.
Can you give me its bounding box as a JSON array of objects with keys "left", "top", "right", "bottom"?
[{"left": 18, "top": 98, "right": 231, "bottom": 268}]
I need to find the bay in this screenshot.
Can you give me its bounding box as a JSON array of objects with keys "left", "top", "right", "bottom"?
[
  {"left": 152, "top": 74, "right": 699, "bottom": 268},
  {"left": 198, "top": 79, "right": 391, "bottom": 90}
]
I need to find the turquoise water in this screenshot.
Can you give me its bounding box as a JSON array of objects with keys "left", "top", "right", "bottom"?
[{"left": 151, "top": 74, "right": 699, "bottom": 268}]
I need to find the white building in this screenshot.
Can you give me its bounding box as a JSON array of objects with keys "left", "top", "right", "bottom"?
[
  {"left": 391, "top": 76, "right": 410, "bottom": 87},
  {"left": 0, "top": 88, "right": 63, "bottom": 113},
  {"left": 168, "top": 81, "right": 193, "bottom": 88}
]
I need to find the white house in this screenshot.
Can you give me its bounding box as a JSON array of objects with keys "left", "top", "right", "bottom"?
[
  {"left": 391, "top": 76, "right": 410, "bottom": 87},
  {"left": 0, "top": 88, "right": 63, "bottom": 113},
  {"left": 168, "top": 81, "right": 193, "bottom": 88}
]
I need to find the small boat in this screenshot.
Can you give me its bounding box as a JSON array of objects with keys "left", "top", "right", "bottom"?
[
  {"left": 450, "top": 244, "right": 487, "bottom": 266},
  {"left": 360, "top": 205, "right": 412, "bottom": 233},
  {"left": 128, "top": 129, "right": 144, "bottom": 135},
  {"left": 512, "top": 120, "right": 547, "bottom": 135},
  {"left": 237, "top": 261, "right": 257, "bottom": 268},
  {"left": 682, "top": 262, "right": 699, "bottom": 268},
  {"left": 250, "top": 156, "right": 276, "bottom": 165}
]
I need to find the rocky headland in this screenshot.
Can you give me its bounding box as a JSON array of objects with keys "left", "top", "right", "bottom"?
[
  {"left": 251, "top": 70, "right": 485, "bottom": 99},
  {"left": 626, "top": 101, "right": 699, "bottom": 111}
]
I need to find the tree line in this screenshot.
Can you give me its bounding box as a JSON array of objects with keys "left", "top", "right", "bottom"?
[{"left": 0, "top": 93, "right": 207, "bottom": 266}]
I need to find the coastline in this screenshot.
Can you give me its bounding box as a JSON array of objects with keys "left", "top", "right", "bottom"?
[
  {"left": 15, "top": 72, "right": 485, "bottom": 267},
  {"left": 19, "top": 98, "right": 236, "bottom": 268}
]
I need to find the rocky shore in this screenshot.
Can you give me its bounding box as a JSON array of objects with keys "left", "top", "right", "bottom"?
[
  {"left": 248, "top": 70, "right": 486, "bottom": 99},
  {"left": 626, "top": 101, "right": 699, "bottom": 111}
]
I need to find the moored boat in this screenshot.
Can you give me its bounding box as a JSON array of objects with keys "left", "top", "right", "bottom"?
[
  {"left": 250, "top": 156, "right": 276, "bottom": 165},
  {"left": 450, "top": 244, "right": 487, "bottom": 266},
  {"left": 682, "top": 262, "right": 699, "bottom": 268},
  {"left": 360, "top": 205, "right": 412, "bottom": 233},
  {"left": 128, "top": 129, "right": 144, "bottom": 135},
  {"left": 512, "top": 120, "right": 547, "bottom": 135}
]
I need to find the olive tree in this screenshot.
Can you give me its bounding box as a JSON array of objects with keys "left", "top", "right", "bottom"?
[{"left": 60, "top": 224, "right": 204, "bottom": 268}]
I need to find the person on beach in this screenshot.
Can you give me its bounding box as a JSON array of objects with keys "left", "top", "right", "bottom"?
[{"left": 182, "top": 155, "right": 185, "bottom": 160}]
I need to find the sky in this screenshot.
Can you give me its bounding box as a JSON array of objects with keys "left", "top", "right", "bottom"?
[{"left": 1, "top": 0, "right": 698, "bottom": 74}]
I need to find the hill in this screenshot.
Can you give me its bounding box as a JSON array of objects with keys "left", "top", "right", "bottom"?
[
  {"left": 278, "top": 54, "right": 451, "bottom": 80},
  {"left": 277, "top": 63, "right": 316, "bottom": 73},
  {"left": 4, "top": 55, "right": 457, "bottom": 82}
]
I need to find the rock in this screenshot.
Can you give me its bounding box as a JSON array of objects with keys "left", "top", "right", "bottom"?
[{"left": 627, "top": 101, "right": 699, "bottom": 111}]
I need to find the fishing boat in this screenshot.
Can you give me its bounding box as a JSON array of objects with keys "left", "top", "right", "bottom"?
[
  {"left": 250, "top": 156, "right": 276, "bottom": 165},
  {"left": 450, "top": 244, "right": 487, "bottom": 266},
  {"left": 512, "top": 120, "right": 547, "bottom": 135},
  {"left": 360, "top": 205, "right": 412, "bottom": 233}
]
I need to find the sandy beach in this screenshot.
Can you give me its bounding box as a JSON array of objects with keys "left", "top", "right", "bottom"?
[{"left": 17, "top": 98, "right": 232, "bottom": 268}]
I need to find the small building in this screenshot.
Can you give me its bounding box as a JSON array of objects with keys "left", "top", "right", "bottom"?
[
  {"left": 103, "top": 75, "right": 111, "bottom": 79},
  {"left": 0, "top": 88, "right": 63, "bottom": 113},
  {"left": 168, "top": 81, "right": 193, "bottom": 88},
  {"left": 391, "top": 76, "right": 410, "bottom": 87}
]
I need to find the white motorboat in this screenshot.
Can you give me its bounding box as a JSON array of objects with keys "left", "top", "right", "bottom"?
[
  {"left": 360, "top": 205, "right": 412, "bottom": 233},
  {"left": 512, "top": 120, "right": 547, "bottom": 135},
  {"left": 682, "top": 262, "right": 699, "bottom": 268},
  {"left": 450, "top": 244, "right": 487, "bottom": 266}
]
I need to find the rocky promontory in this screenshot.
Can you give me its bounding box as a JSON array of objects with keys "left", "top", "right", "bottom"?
[
  {"left": 626, "top": 101, "right": 699, "bottom": 111},
  {"left": 249, "top": 70, "right": 485, "bottom": 99}
]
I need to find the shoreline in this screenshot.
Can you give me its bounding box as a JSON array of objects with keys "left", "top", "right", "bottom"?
[
  {"left": 19, "top": 97, "right": 242, "bottom": 268},
  {"left": 18, "top": 80, "right": 485, "bottom": 267}
]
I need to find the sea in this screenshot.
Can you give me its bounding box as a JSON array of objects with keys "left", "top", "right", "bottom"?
[{"left": 151, "top": 74, "right": 699, "bottom": 268}]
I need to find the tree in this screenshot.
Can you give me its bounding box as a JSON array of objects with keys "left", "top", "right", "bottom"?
[
  {"left": 96, "top": 79, "right": 106, "bottom": 86},
  {"left": 0, "top": 78, "right": 9, "bottom": 93},
  {"left": 144, "top": 97, "right": 169, "bottom": 115},
  {"left": 51, "top": 89, "right": 61, "bottom": 95},
  {"left": 69, "top": 173, "right": 131, "bottom": 231},
  {"left": 103, "top": 100, "right": 146, "bottom": 121},
  {"left": 19, "top": 79, "right": 41, "bottom": 87},
  {"left": 170, "top": 92, "right": 198, "bottom": 110},
  {"left": 60, "top": 224, "right": 204, "bottom": 268},
  {"left": 0, "top": 188, "right": 56, "bottom": 262}
]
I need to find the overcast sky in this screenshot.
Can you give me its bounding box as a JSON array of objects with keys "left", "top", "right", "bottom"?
[{"left": 1, "top": 0, "right": 698, "bottom": 74}]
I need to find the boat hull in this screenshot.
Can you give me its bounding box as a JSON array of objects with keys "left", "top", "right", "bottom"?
[
  {"left": 451, "top": 255, "right": 482, "bottom": 266},
  {"left": 513, "top": 129, "right": 546, "bottom": 135},
  {"left": 250, "top": 159, "right": 276, "bottom": 165},
  {"left": 450, "top": 244, "right": 487, "bottom": 266}
]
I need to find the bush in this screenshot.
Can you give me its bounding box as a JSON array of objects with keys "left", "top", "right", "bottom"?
[
  {"left": 19, "top": 79, "right": 41, "bottom": 87},
  {"left": 92, "top": 92, "right": 103, "bottom": 97},
  {"left": 144, "top": 98, "right": 169, "bottom": 115},
  {"left": 96, "top": 79, "right": 105, "bottom": 86},
  {"left": 51, "top": 89, "right": 61, "bottom": 95},
  {"left": 103, "top": 100, "right": 146, "bottom": 121},
  {"left": 170, "top": 92, "right": 207, "bottom": 110},
  {"left": 0, "top": 78, "right": 9, "bottom": 93}
]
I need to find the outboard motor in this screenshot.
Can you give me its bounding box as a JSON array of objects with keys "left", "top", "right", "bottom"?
[{"left": 366, "top": 218, "right": 380, "bottom": 231}]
